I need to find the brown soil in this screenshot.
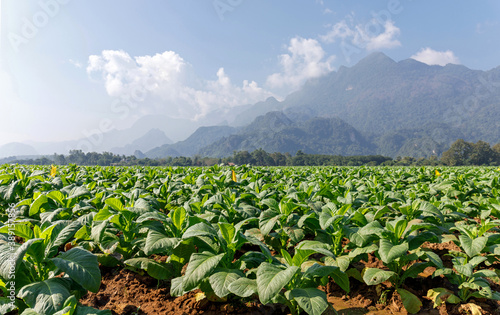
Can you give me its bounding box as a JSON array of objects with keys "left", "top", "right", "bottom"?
[
  {"left": 81, "top": 245, "right": 500, "bottom": 315},
  {"left": 80, "top": 268, "right": 286, "bottom": 315}
]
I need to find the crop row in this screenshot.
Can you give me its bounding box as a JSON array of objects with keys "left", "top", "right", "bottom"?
[{"left": 0, "top": 165, "right": 499, "bottom": 314}]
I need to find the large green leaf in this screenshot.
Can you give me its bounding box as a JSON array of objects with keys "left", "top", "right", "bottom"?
[
  {"left": 47, "top": 191, "right": 66, "bottom": 207},
  {"left": 182, "top": 252, "right": 224, "bottom": 292},
  {"left": 51, "top": 248, "right": 101, "bottom": 293},
  {"left": 45, "top": 221, "right": 82, "bottom": 258},
  {"left": 218, "top": 223, "right": 236, "bottom": 245},
  {"left": 227, "top": 277, "right": 258, "bottom": 298},
  {"left": 18, "top": 278, "right": 71, "bottom": 315},
  {"left": 0, "top": 297, "right": 17, "bottom": 314},
  {"left": 396, "top": 288, "right": 422, "bottom": 314},
  {"left": 304, "top": 264, "right": 349, "bottom": 293},
  {"left": 125, "top": 258, "right": 173, "bottom": 280},
  {"left": 144, "top": 230, "right": 181, "bottom": 255},
  {"left": 378, "top": 239, "right": 408, "bottom": 264},
  {"left": 90, "top": 220, "right": 108, "bottom": 244},
  {"left": 67, "top": 186, "right": 90, "bottom": 201},
  {"left": 295, "top": 240, "right": 334, "bottom": 257},
  {"left": 208, "top": 269, "right": 243, "bottom": 298},
  {"left": 287, "top": 288, "right": 329, "bottom": 315},
  {"left": 0, "top": 239, "right": 43, "bottom": 279},
  {"left": 182, "top": 223, "right": 217, "bottom": 240},
  {"left": 170, "top": 276, "right": 185, "bottom": 297},
  {"left": 362, "top": 268, "right": 396, "bottom": 285},
  {"left": 256, "top": 263, "right": 299, "bottom": 304},
  {"left": 401, "top": 262, "right": 429, "bottom": 282},
  {"left": 30, "top": 195, "right": 48, "bottom": 216},
  {"left": 258, "top": 210, "right": 282, "bottom": 236},
  {"left": 459, "top": 235, "right": 487, "bottom": 258},
  {"left": 0, "top": 223, "right": 34, "bottom": 240},
  {"left": 171, "top": 207, "right": 186, "bottom": 232}
]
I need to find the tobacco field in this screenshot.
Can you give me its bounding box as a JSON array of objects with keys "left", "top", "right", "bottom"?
[{"left": 0, "top": 164, "right": 499, "bottom": 315}]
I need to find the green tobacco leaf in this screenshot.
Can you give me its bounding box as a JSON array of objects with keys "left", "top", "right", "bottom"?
[
  {"left": 90, "top": 220, "right": 108, "bottom": 244},
  {"left": 18, "top": 278, "right": 71, "bottom": 315},
  {"left": 397, "top": 288, "right": 422, "bottom": 314},
  {"left": 284, "top": 226, "right": 305, "bottom": 244},
  {"left": 0, "top": 223, "right": 34, "bottom": 240},
  {"left": 171, "top": 207, "right": 186, "bottom": 232},
  {"left": 459, "top": 235, "right": 487, "bottom": 258},
  {"left": 52, "top": 295, "right": 77, "bottom": 315},
  {"left": 258, "top": 210, "right": 282, "bottom": 236},
  {"left": 0, "top": 297, "right": 17, "bottom": 314},
  {"left": 425, "top": 251, "right": 444, "bottom": 269},
  {"left": 144, "top": 230, "right": 181, "bottom": 255},
  {"left": 455, "top": 264, "right": 473, "bottom": 278},
  {"left": 257, "top": 263, "right": 299, "bottom": 304},
  {"left": 183, "top": 252, "right": 224, "bottom": 292},
  {"left": 47, "top": 191, "right": 66, "bottom": 207},
  {"left": 304, "top": 264, "right": 350, "bottom": 294},
  {"left": 182, "top": 223, "right": 217, "bottom": 240},
  {"left": 209, "top": 269, "right": 243, "bottom": 298},
  {"left": 288, "top": 288, "right": 329, "bottom": 315},
  {"left": 45, "top": 221, "right": 82, "bottom": 258},
  {"left": 170, "top": 276, "right": 185, "bottom": 297},
  {"left": 218, "top": 223, "right": 236, "bottom": 245},
  {"left": 281, "top": 249, "right": 293, "bottom": 266},
  {"left": 125, "top": 258, "right": 173, "bottom": 280},
  {"left": 227, "top": 278, "right": 258, "bottom": 298},
  {"left": 363, "top": 268, "right": 396, "bottom": 285},
  {"left": 104, "top": 198, "right": 124, "bottom": 211},
  {"left": 295, "top": 240, "right": 334, "bottom": 257},
  {"left": 378, "top": 239, "right": 408, "bottom": 264},
  {"left": 30, "top": 195, "right": 48, "bottom": 216},
  {"left": 51, "top": 248, "right": 101, "bottom": 293},
  {"left": 67, "top": 186, "right": 90, "bottom": 201},
  {"left": 0, "top": 239, "right": 42, "bottom": 280},
  {"left": 401, "top": 262, "right": 429, "bottom": 282}
]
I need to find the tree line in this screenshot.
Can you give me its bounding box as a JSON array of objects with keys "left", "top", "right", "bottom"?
[{"left": 7, "top": 139, "right": 500, "bottom": 167}]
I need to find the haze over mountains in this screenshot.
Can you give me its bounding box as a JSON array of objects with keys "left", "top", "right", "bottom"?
[{"left": 2, "top": 52, "right": 499, "bottom": 160}]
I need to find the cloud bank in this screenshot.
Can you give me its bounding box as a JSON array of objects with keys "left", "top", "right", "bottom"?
[
  {"left": 266, "top": 37, "right": 335, "bottom": 92},
  {"left": 411, "top": 48, "right": 460, "bottom": 66},
  {"left": 87, "top": 50, "right": 273, "bottom": 120},
  {"left": 87, "top": 36, "right": 336, "bottom": 119},
  {"left": 320, "top": 18, "right": 401, "bottom": 51}
]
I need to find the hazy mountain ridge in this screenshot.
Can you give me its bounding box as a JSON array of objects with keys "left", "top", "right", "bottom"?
[
  {"left": 2, "top": 52, "right": 500, "bottom": 159},
  {"left": 146, "top": 125, "right": 238, "bottom": 158},
  {"left": 198, "top": 112, "right": 374, "bottom": 158}
]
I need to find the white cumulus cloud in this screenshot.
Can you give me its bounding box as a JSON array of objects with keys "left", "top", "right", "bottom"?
[
  {"left": 320, "top": 18, "right": 401, "bottom": 51},
  {"left": 411, "top": 48, "right": 460, "bottom": 66},
  {"left": 266, "top": 37, "right": 335, "bottom": 92},
  {"left": 87, "top": 50, "right": 273, "bottom": 120}
]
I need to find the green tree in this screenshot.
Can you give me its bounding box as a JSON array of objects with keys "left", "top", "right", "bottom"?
[
  {"left": 441, "top": 139, "right": 473, "bottom": 166},
  {"left": 469, "top": 140, "right": 496, "bottom": 165}
]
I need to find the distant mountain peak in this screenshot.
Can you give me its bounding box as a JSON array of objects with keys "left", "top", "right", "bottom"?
[{"left": 358, "top": 52, "right": 396, "bottom": 65}]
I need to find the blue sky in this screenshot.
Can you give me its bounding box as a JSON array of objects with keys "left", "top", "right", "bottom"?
[{"left": 0, "top": 0, "right": 499, "bottom": 146}]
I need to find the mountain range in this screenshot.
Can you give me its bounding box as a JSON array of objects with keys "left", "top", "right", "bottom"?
[{"left": 2, "top": 52, "right": 499, "bottom": 159}]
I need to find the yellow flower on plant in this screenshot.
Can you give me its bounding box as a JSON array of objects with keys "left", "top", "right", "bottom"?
[
  {"left": 50, "top": 165, "right": 57, "bottom": 177},
  {"left": 232, "top": 170, "right": 237, "bottom": 182},
  {"left": 435, "top": 170, "right": 441, "bottom": 177}
]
